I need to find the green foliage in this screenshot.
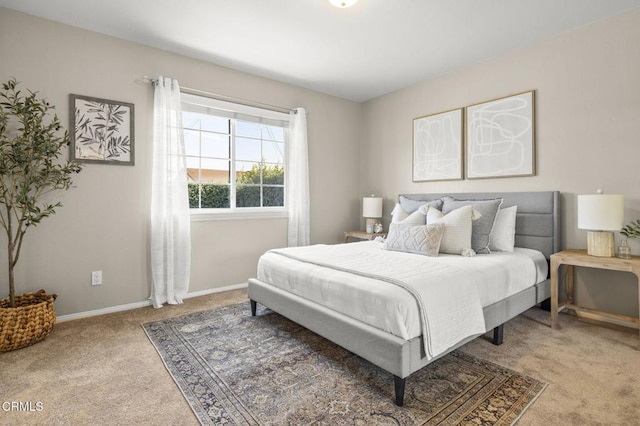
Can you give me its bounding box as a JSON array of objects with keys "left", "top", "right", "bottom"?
[
  {"left": 188, "top": 184, "right": 230, "bottom": 208},
  {"left": 236, "top": 185, "right": 261, "bottom": 207},
  {"left": 237, "top": 162, "right": 284, "bottom": 185},
  {"left": 236, "top": 162, "right": 284, "bottom": 207},
  {"left": 188, "top": 162, "right": 284, "bottom": 208},
  {"left": 262, "top": 186, "right": 284, "bottom": 207},
  {"left": 0, "top": 78, "right": 82, "bottom": 307},
  {"left": 620, "top": 219, "right": 640, "bottom": 239}
]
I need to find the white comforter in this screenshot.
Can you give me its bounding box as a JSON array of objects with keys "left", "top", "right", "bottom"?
[
  {"left": 258, "top": 241, "right": 548, "bottom": 360},
  {"left": 261, "top": 241, "right": 490, "bottom": 360}
]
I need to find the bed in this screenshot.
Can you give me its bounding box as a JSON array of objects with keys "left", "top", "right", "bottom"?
[{"left": 248, "top": 191, "right": 559, "bottom": 406}]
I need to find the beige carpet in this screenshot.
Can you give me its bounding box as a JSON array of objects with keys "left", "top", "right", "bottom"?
[{"left": 1, "top": 288, "right": 639, "bottom": 425}]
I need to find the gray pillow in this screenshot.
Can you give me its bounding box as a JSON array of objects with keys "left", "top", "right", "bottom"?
[
  {"left": 441, "top": 196, "right": 503, "bottom": 254},
  {"left": 398, "top": 196, "right": 443, "bottom": 214},
  {"left": 383, "top": 223, "right": 445, "bottom": 257}
]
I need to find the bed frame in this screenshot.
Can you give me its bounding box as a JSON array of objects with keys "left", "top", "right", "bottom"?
[{"left": 248, "top": 191, "right": 559, "bottom": 406}]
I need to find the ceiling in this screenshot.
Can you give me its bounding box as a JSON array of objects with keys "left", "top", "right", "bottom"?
[{"left": 2, "top": 0, "right": 640, "bottom": 102}]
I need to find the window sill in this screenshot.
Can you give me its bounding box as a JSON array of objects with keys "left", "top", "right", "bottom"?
[{"left": 190, "top": 209, "right": 288, "bottom": 222}]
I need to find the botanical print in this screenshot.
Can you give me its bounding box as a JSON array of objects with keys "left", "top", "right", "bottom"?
[{"left": 71, "top": 95, "right": 134, "bottom": 164}]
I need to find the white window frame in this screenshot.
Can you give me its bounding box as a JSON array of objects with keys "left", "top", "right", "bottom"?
[{"left": 181, "top": 92, "right": 290, "bottom": 221}]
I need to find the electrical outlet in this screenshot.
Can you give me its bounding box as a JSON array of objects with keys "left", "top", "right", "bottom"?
[{"left": 91, "top": 270, "right": 102, "bottom": 286}]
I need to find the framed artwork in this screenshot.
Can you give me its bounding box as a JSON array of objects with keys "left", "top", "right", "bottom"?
[
  {"left": 70, "top": 94, "right": 134, "bottom": 165},
  {"left": 412, "top": 108, "right": 463, "bottom": 182},
  {"left": 465, "top": 90, "right": 535, "bottom": 179}
]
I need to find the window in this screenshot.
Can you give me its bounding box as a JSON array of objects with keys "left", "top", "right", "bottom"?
[{"left": 181, "top": 93, "right": 289, "bottom": 218}]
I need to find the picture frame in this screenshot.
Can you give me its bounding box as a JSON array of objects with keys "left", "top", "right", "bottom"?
[
  {"left": 70, "top": 94, "right": 134, "bottom": 165},
  {"left": 412, "top": 107, "right": 463, "bottom": 182},
  {"left": 465, "top": 90, "right": 535, "bottom": 179}
]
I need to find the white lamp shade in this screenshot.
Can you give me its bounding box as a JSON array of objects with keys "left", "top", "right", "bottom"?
[
  {"left": 577, "top": 194, "right": 623, "bottom": 231},
  {"left": 363, "top": 197, "right": 383, "bottom": 218}
]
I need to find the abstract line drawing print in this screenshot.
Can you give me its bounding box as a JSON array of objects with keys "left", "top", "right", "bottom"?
[
  {"left": 466, "top": 91, "right": 534, "bottom": 179},
  {"left": 413, "top": 108, "right": 463, "bottom": 182}
]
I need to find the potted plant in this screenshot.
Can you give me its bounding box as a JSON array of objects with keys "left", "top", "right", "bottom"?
[
  {"left": 0, "top": 78, "right": 82, "bottom": 352},
  {"left": 618, "top": 219, "right": 640, "bottom": 259}
]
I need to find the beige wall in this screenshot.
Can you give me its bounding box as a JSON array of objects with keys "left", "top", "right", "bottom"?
[
  {"left": 361, "top": 9, "right": 640, "bottom": 318},
  {"left": 0, "top": 8, "right": 362, "bottom": 316},
  {"left": 3, "top": 6, "right": 640, "bottom": 320}
]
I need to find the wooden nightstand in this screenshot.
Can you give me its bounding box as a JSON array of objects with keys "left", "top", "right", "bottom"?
[
  {"left": 550, "top": 249, "right": 640, "bottom": 338},
  {"left": 343, "top": 230, "right": 387, "bottom": 243}
]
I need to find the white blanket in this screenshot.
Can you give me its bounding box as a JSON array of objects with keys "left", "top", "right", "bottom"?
[{"left": 265, "top": 242, "right": 487, "bottom": 360}]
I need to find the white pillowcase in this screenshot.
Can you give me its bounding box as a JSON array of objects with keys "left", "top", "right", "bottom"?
[
  {"left": 390, "top": 203, "right": 409, "bottom": 222},
  {"left": 441, "top": 196, "right": 503, "bottom": 254},
  {"left": 391, "top": 203, "right": 427, "bottom": 225},
  {"left": 426, "top": 205, "right": 473, "bottom": 254},
  {"left": 489, "top": 206, "right": 517, "bottom": 252}
]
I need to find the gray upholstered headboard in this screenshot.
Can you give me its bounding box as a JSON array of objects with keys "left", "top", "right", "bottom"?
[{"left": 399, "top": 191, "right": 560, "bottom": 259}]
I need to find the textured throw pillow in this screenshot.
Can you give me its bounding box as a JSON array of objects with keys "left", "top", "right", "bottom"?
[
  {"left": 489, "top": 205, "right": 518, "bottom": 252},
  {"left": 442, "top": 196, "right": 503, "bottom": 254},
  {"left": 398, "top": 196, "right": 443, "bottom": 214},
  {"left": 384, "top": 222, "right": 445, "bottom": 256},
  {"left": 426, "top": 205, "right": 473, "bottom": 254}
]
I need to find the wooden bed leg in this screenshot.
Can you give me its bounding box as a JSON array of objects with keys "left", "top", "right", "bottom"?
[
  {"left": 492, "top": 324, "right": 504, "bottom": 346},
  {"left": 250, "top": 300, "right": 257, "bottom": 316},
  {"left": 394, "top": 376, "right": 406, "bottom": 407}
]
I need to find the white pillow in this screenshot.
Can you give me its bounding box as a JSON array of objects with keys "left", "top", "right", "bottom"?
[
  {"left": 441, "top": 196, "right": 503, "bottom": 254},
  {"left": 383, "top": 223, "right": 445, "bottom": 257},
  {"left": 391, "top": 203, "right": 427, "bottom": 225},
  {"left": 489, "top": 206, "right": 517, "bottom": 252},
  {"left": 426, "top": 205, "right": 473, "bottom": 254},
  {"left": 390, "top": 203, "right": 409, "bottom": 223}
]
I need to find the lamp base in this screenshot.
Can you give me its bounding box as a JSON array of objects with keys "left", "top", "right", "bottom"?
[
  {"left": 365, "top": 218, "right": 376, "bottom": 234},
  {"left": 587, "top": 231, "right": 615, "bottom": 257}
]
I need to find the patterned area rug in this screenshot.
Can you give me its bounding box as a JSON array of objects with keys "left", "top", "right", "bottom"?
[{"left": 143, "top": 302, "right": 546, "bottom": 425}]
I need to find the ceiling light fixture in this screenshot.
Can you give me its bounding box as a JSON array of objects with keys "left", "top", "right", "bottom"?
[{"left": 328, "top": 0, "right": 358, "bottom": 8}]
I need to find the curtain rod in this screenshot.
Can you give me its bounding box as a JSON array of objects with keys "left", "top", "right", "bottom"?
[{"left": 140, "top": 76, "right": 296, "bottom": 115}]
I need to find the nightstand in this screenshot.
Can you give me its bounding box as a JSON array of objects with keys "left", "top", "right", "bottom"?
[
  {"left": 343, "top": 230, "right": 387, "bottom": 243},
  {"left": 550, "top": 249, "right": 640, "bottom": 338}
]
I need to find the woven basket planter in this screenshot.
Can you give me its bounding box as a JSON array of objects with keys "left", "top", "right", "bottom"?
[{"left": 0, "top": 290, "right": 57, "bottom": 352}]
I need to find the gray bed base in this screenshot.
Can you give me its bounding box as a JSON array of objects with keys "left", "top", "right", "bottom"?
[{"left": 248, "top": 191, "right": 559, "bottom": 406}]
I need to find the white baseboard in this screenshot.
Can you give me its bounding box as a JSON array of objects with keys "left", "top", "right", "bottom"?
[{"left": 56, "top": 282, "right": 248, "bottom": 323}]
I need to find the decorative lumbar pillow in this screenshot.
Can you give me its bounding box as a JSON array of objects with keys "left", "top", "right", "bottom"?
[
  {"left": 426, "top": 205, "right": 473, "bottom": 254},
  {"left": 441, "top": 196, "right": 503, "bottom": 254},
  {"left": 384, "top": 222, "right": 445, "bottom": 256},
  {"left": 489, "top": 205, "right": 518, "bottom": 252},
  {"left": 398, "top": 196, "right": 443, "bottom": 214}
]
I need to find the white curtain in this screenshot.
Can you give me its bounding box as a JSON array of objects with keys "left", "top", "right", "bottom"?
[
  {"left": 287, "top": 107, "right": 310, "bottom": 247},
  {"left": 150, "top": 76, "right": 191, "bottom": 308}
]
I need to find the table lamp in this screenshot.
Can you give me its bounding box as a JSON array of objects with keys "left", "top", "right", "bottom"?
[
  {"left": 363, "top": 195, "right": 383, "bottom": 233},
  {"left": 577, "top": 190, "right": 623, "bottom": 257}
]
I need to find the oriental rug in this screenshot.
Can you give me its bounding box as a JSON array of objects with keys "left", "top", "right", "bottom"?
[{"left": 143, "top": 302, "right": 546, "bottom": 425}]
